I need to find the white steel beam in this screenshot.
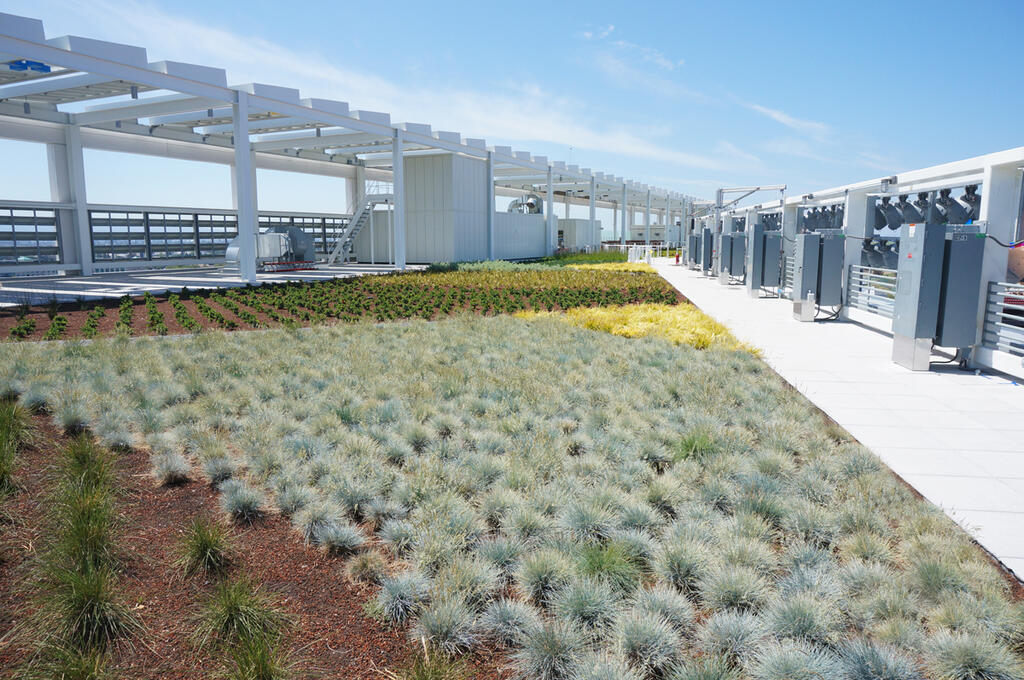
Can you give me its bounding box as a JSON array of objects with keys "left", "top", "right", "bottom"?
[
  {"left": 0, "top": 72, "right": 113, "bottom": 100},
  {"left": 74, "top": 94, "right": 224, "bottom": 125},
  {"left": 546, "top": 166, "right": 555, "bottom": 255},
  {"left": 620, "top": 184, "right": 627, "bottom": 246},
  {"left": 231, "top": 90, "right": 257, "bottom": 282},
  {"left": 486, "top": 151, "right": 495, "bottom": 260},
  {"left": 252, "top": 130, "right": 388, "bottom": 152},
  {"left": 589, "top": 176, "right": 596, "bottom": 246},
  {"left": 645, "top": 189, "right": 651, "bottom": 246},
  {"left": 392, "top": 129, "right": 406, "bottom": 270}
]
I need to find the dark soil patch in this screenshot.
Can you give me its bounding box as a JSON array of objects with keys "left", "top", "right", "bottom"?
[{"left": 0, "top": 414, "right": 511, "bottom": 679}]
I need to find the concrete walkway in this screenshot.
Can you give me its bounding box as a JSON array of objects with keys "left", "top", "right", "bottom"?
[{"left": 654, "top": 259, "right": 1024, "bottom": 579}]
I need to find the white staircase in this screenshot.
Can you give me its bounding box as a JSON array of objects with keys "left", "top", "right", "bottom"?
[{"left": 327, "top": 194, "right": 392, "bottom": 264}]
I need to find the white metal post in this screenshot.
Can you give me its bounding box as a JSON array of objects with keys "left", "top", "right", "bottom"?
[
  {"left": 486, "top": 151, "right": 495, "bottom": 260},
  {"left": 613, "top": 200, "right": 618, "bottom": 242},
  {"left": 620, "top": 184, "right": 627, "bottom": 246},
  {"left": 645, "top": 189, "right": 651, "bottom": 246},
  {"left": 46, "top": 141, "right": 81, "bottom": 270},
  {"left": 665, "top": 194, "right": 670, "bottom": 246},
  {"left": 369, "top": 208, "right": 375, "bottom": 265},
  {"left": 971, "top": 163, "right": 1023, "bottom": 367},
  {"left": 392, "top": 130, "right": 406, "bottom": 270},
  {"left": 61, "top": 126, "right": 93, "bottom": 276},
  {"left": 231, "top": 90, "right": 257, "bottom": 282},
  {"left": 589, "top": 176, "right": 596, "bottom": 247},
  {"left": 546, "top": 166, "right": 555, "bottom": 254}
]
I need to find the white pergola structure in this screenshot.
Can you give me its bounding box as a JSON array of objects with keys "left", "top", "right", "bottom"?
[{"left": 0, "top": 13, "right": 696, "bottom": 281}]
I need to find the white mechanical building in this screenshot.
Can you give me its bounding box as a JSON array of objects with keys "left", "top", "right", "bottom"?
[{"left": 0, "top": 12, "right": 694, "bottom": 283}]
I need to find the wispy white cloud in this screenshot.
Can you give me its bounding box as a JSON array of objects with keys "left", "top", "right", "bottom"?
[
  {"left": 583, "top": 24, "right": 615, "bottom": 40},
  {"left": 747, "top": 103, "right": 831, "bottom": 141},
  {"left": 715, "top": 141, "right": 761, "bottom": 165},
  {"left": 23, "top": 0, "right": 727, "bottom": 171},
  {"left": 592, "top": 53, "right": 706, "bottom": 102},
  {"left": 855, "top": 150, "right": 896, "bottom": 172},
  {"left": 760, "top": 137, "right": 834, "bottom": 163},
  {"left": 610, "top": 39, "right": 685, "bottom": 71}
]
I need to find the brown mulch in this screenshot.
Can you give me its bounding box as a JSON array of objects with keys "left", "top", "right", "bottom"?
[{"left": 0, "top": 414, "right": 511, "bottom": 679}]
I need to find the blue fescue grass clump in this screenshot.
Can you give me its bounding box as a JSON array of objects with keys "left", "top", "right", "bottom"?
[
  {"left": 375, "top": 571, "right": 430, "bottom": 625},
  {"left": 5, "top": 314, "right": 1024, "bottom": 677},
  {"left": 480, "top": 597, "right": 542, "bottom": 648}
]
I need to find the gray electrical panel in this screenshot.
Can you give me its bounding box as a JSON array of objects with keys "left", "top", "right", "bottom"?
[
  {"left": 745, "top": 224, "right": 765, "bottom": 296},
  {"left": 762, "top": 232, "right": 782, "bottom": 288},
  {"left": 688, "top": 233, "right": 698, "bottom": 266},
  {"left": 893, "top": 223, "right": 946, "bottom": 370},
  {"left": 817, "top": 230, "right": 845, "bottom": 307},
  {"left": 719, "top": 233, "right": 734, "bottom": 281},
  {"left": 792, "top": 233, "right": 821, "bottom": 303},
  {"left": 730, "top": 234, "right": 746, "bottom": 276},
  {"left": 936, "top": 226, "right": 984, "bottom": 348},
  {"left": 701, "top": 227, "right": 713, "bottom": 273}
]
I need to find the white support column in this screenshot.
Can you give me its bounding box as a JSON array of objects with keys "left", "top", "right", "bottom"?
[
  {"left": 232, "top": 91, "right": 258, "bottom": 282},
  {"left": 620, "top": 185, "right": 627, "bottom": 246},
  {"left": 613, "top": 200, "right": 618, "bottom": 241},
  {"left": 392, "top": 130, "right": 406, "bottom": 270},
  {"left": 60, "top": 126, "right": 93, "bottom": 275},
  {"left": 486, "top": 151, "right": 495, "bottom": 260},
  {"left": 369, "top": 208, "right": 375, "bottom": 265},
  {"left": 645, "top": 189, "right": 651, "bottom": 246},
  {"left": 546, "top": 166, "right": 555, "bottom": 254},
  {"left": 840, "top": 188, "right": 870, "bottom": 320},
  {"left": 665, "top": 194, "right": 670, "bottom": 245},
  {"left": 971, "top": 163, "right": 1024, "bottom": 368},
  {"left": 46, "top": 141, "right": 81, "bottom": 269},
  {"left": 589, "top": 176, "right": 597, "bottom": 247},
  {"left": 346, "top": 164, "right": 367, "bottom": 213}
]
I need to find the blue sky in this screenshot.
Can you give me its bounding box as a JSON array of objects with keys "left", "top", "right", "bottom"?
[{"left": 2, "top": 0, "right": 1022, "bottom": 221}]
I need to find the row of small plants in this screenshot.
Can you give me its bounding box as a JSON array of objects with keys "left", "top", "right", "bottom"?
[
  {"left": 81, "top": 306, "right": 105, "bottom": 339},
  {"left": 168, "top": 293, "right": 202, "bottom": 333},
  {"left": 193, "top": 296, "right": 239, "bottom": 330},
  {"left": 144, "top": 291, "right": 168, "bottom": 335},
  {"left": 23, "top": 432, "right": 141, "bottom": 677},
  {"left": 211, "top": 292, "right": 261, "bottom": 328},
  {"left": 9, "top": 316, "right": 36, "bottom": 339},
  {"left": 115, "top": 295, "right": 133, "bottom": 335},
  {"left": 42, "top": 315, "right": 68, "bottom": 341}
]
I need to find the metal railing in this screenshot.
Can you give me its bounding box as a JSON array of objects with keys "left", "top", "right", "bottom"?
[
  {"left": 847, "top": 264, "right": 897, "bottom": 319},
  {"left": 982, "top": 281, "right": 1024, "bottom": 358},
  {"left": 0, "top": 204, "right": 62, "bottom": 265},
  {"left": 781, "top": 256, "right": 795, "bottom": 297},
  {"left": 0, "top": 201, "right": 353, "bottom": 273}
]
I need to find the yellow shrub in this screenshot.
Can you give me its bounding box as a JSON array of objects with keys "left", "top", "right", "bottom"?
[
  {"left": 566, "top": 262, "right": 655, "bottom": 273},
  {"left": 517, "top": 303, "right": 756, "bottom": 353}
]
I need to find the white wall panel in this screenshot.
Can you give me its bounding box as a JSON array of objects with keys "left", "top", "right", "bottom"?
[{"left": 495, "top": 213, "right": 545, "bottom": 260}]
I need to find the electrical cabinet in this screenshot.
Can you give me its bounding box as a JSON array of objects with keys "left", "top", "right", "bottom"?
[
  {"left": 817, "top": 230, "right": 845, "bottom": 307},
  {"left": 893, "top": 223, "right": 946, "bottom": 369},
  {"left": 730, "top": 234, "right": 746, "bottom": 276},
  {"left": 719, "top": 234, "right": 734, "bottom": 278},
  {"left": 701, "top": 227, "right": 713, "bottom": 272},
  {"left": 792, "top": 233, "right": 821, "bottom": 303},
  {"left": 745, "top": 224, "right": 765, "bottom": 296},
  {"left": 936, "top": 226, "right": 984, "bottom": 348},
  {"left": 762, "top": 232, "right": 782, "bottom": 288}
]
